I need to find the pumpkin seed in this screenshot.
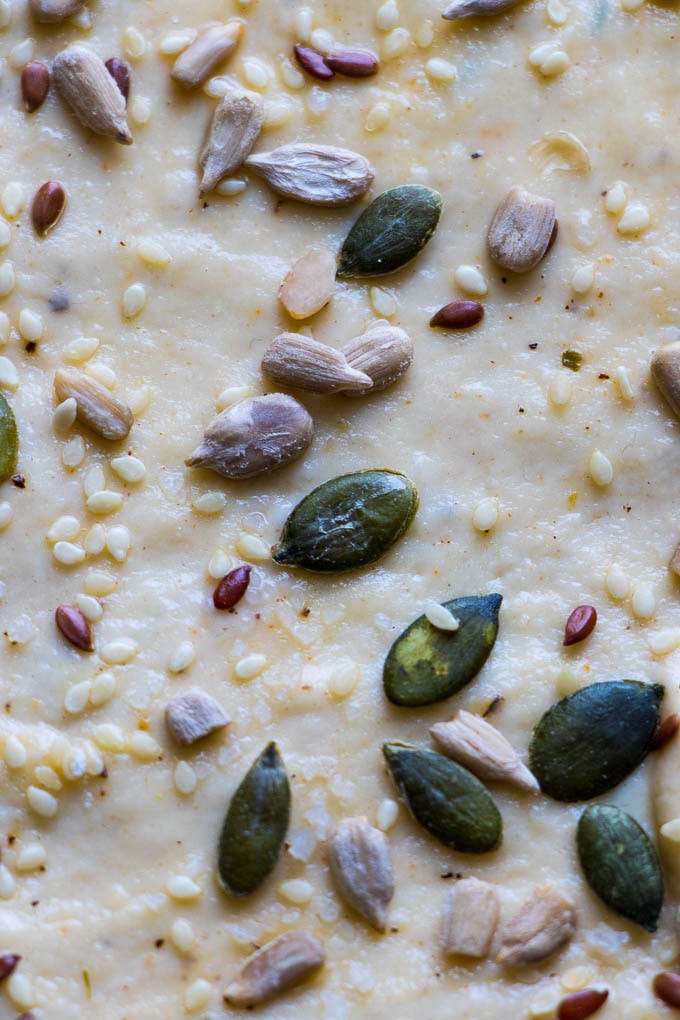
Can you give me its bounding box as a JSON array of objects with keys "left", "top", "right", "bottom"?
[
  {"left": 577, "top": 804, "right": 663, "bottom": 932},
  {"left": 529, "top": 680, "right": 663, "bottom": 802},
  {"left": 336, "top": 184, "right": 442, "bottom": 279},
  {"left": 383, "top": 594, "right": 502, "bottom": 707},
  {"left": 382, "top": 742, "right": 502, "bottom": 853},
  {"left": 272, "top": 469, "right": 418, "bottom": 572},
  {"left": 217, "top": 742, "right": 290, "bottom": 897},
  {"left": 0, "top": 393, "right": 18, "bottom": 483}
]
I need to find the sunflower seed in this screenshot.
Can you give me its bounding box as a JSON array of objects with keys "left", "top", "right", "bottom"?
[
  {"left": 442, "top": 0, "right": 522, "bottom": 18},
  {"left": 31, "top": 182, "right": 66, "bottom": 238},
  {"left": 328, "top": 817, "right": 394, "bottom": 931},
  {"left": 54, "top": 368, "right": 133, "bottom": 441},
  {"left": 278, "top": 249, "right": 336, "bottom": 320},
  {"left": 185, "top": 393, "right": 314, "bottom": 480},
  {"left": 171, "top": 22, "right": 244, "bottom": 89},
  {"left": 199, "top": 90, "right": 263, "bottom": 195},
  {"left": 165, "top": 689, "right": 229, "bottom": 746},
  {"left": 343, "top": 324, "right": 413, "bottom": 392},
  {"left": 497, "top": 885, "right": 576, "bottom": 966},
  {"left": 261, "top": 333, "right": 372, "bottom": 395},
  {"left": 53, "top": 44, "right": 132, "bottom": 145},
  {"left": 651, "top": 341, "right": 680, "bottom": 420},
  {"left": 442, "top": 877, "right": 499, "bottom": 958},
  {"left": 487, "top": 186, "right": 556, "bottom": 273},
  {"left": 245, "top": 144, "right": 374, "bottom": 206},
  {"left": 0, "top": 393, "right": 18, "bottom": 482},
  {"left": 431, "top": 710, "right": 539, "bottom": 793},
  {"left": 224, "top": 931, "right": 325, "bottom": 1007},
  {"left": 29, "top": 0, "right": 85, "bottom": 21}
]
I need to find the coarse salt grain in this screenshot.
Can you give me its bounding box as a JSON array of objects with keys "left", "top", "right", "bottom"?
[
  {"left": 53, "top": 397, "right": 77, "bottom": 431},
  {"left": 234, "top": 653, "right": 267, "bottom": 680},
  {"left": 110, "top": 454, "right": 146, "bottom": 483},
  {"left": 166, "top": 875, "right": 202, "bottom": 900},
  {"left": 83, "top": 570, "right": 117, "bottom": 597},
  {"left": 47, "top": 515, "right": 80, "bottom": 543},
  {"left": 4, "top": 735, "right": 26, "bottom": 767},
  {"left": 87, "top": 490, "right": 124, "bottom": 515},
  {"left": 168, "top": 640, "right": 195, "bottom": 674},
  {"left": 631, "top": 582, "right": 656, "bottom": 620},
  {"left": 26, "top": 784, "right": 58, "bottom": 817},
  {"left": 15, "top": 844, "right": 46, "bottom": 871},
  {"left": 184, "top": 979, "right": 213, "bottom": 1013},
  {"left": 174, "top": 760, "right": 197, "bottom": 795},
  {"left": 64, "top": 681, "right": 92, "bottom": 715},
  {"left": 1, "top": 182, "right": 25, "bottom": 217},
  {"left": 376, "top": 798, "right": 399, "bottom": 831},
  {"left": 0, "top": 356, "right": 17, "bottom": 390},
  {"left": 424, "top": 600, "right": 460, "bottom": 631},
  {"left": 235, "top": 533, "right": 269, "bottom": 561},
  {"left": 100, "top": 638, "right": 137, "bottom": 665},
  {"left": 122, "top": 282, "right": 146, "bottom": 319},
  {"left": 76, "top": 593, "right": 104, "bottom": 622},
  {"left": 617, "top": 202, "right": 650, "bottom": 235},
  {"left": 53, "top": 541, "right": 86, "bottom": 566},
  {"left": 472, "top": 497, "right": 500, "bottom": 532},
  {"left": 588, "top": 449, "right": 613, "bottom": 487},
  {"left": 278, "top": 879, "right": 314, "bottom": 904},
  {"left": 89, "top": 671, "right": 115, "bottom": 706},
  {"left": 605, "top": 563, "right": 629, "bottom": 600},
  {"left": 170, "top": 918, "right": 197, "bottom": 954}
]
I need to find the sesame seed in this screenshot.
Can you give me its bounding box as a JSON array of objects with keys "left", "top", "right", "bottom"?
[
  {"left": 168, "top": 640, "right": 196, "bottom": 674},
  {"left": 0, "top": 501, "right": 12, "bottom": 530},
  {"left": 660, "top": 818, "right": 680, "bottom": 843},
  {"left": 215, "top": 178, "right": 248, "bottom": 197},
  {"left": 424, "top": 600, "right": 460, "bottom": 631},
  {"left": 191, "top": 491, "right": 227, "bottom": 515},
  {"left": 158, "top": 30, "right": 196, "bottom": 56},
  {"left": 4, "top": 735, "right": 27, "bottom": 768},
  {"left": 614, "top": 365, "right": 635, "bottom": 400},
  {"left": 604, "top": 180, "right": 627, "bottom": 214},
  {"left": 53, "top": 397, "right": 77, "bottom": 431},
  {"left": 369, "top": 287, "right": 398, "bottom": 317},
  {"left": 215, "top": 385, "right": 251, "bottom": 411},
  {"left": 208, "top": 548, "right": 230, "bottom": 579},
  {"left": 136, "top": 239, "right": 172, "bottom": 267},
  {"left": 0, "top": 355, "right": 17, "bottom": 390},
  {"left": 376, "top": 798, "right": 399, "bottom": 831},
  {"left": 375, "top": 0, "right": 399, "bottom": 31},
  {"left": 18, "top": 308, "right": 43, "bottom": 342},
  {"left": 86, "top": 362, "right": 117, "bottom": 389},
  {"left": 617, "top": 201, "right": 650, "bottom": 235},
  {"left": 278, "top": 878, "right": 314, "bottom": 905},
  {"left": 62, "top": 436, "right": 85, "bottom": 470},
  {"left": 106, "top": 524, "right": 131, "bottom": 562},
  {"left": 100, "top": 638, "right": 137, "bottom": 665},
  {"left": 294, "top": 6, "right": 313, "bottom": 41},
  {"left": 631, "top": 582, "right": 656, "bottom": 621},
  {"left": 64, "top": 681, "right": 91, "bottom": 715},
  {"left": 61, "top": 747, "right": 88, "bottom": 780},
  {"left": 587, "top": 449, "right": 614, "bottom": 487},
  {"left": 454, "top": 264, "right": 487, "bottom": 297},
  {"left": 128, "top": 731, "right": 161, "bottom": 760},
  {"left": 110, "top": 454, "right": 146, "bottom": 484},
  {"left": 425, "top": 57, "right": 457, "bottom": 82},
  {"left": 571, "top": 263, "right": 594, "bottom": 295},
  {"left": 1, "top": 181, "right": 25, "bottom": 217},
  {"left": 15, "top": 844, "right": 47, "bottom": 871},
  {"left": 0, "top": 1, "right": 12, "bottom": 30},
  {"left": 83, "top": 570, "right": 117, "bottom": 597},
  {"left": 34, "top": 765, "right": 62, "bottom": 791},
  {"left": 414, "top": 19, "right": 434, "bottom": 47},
  {"left": 86, "top": 490, "right": 124, "bottom": 515},
  {"left": 0, "top": 219, "right": 10, "bottom": 250},
  {"left": 548, "top": 373, "right": 573, "bottom": 409},
  {"left": 528, "top": 986, "right": 560, "bottom": 1018},
  {"left": 127, "top": 385, "right": 151, "bottom": 415},
  {"left": 235, "top": 533, "right": 270, "bottom": 561},
  {"left": 310, "top": 27, "right": 334, "bottom": 53},
  {"left": 122, "top": 282, "right": 147, "bottom": 319},
  {"left": 560, "top": 968, "right": 594, "bottom": 993},
  {"left": 0, "top": 310, "right": 9, "bottom": 342},
  {"left": 241, "top": 57, "right": 273, "bottom": 89},
  {"left": 280, "top": 56, "right": 305, "bottom": 89},
  {"left": 327, "top": 661, "right": 359, "bottom": 699},
  {"left": 122, "top": 26, "right": 147, "bottom": 60},
  {"left": 649, "top": 628, "right": 680, "bottom": 656},
  {"left": 129, "top": 96, "right": 152, "bottom": 125},
  {"left": 93, "top": 723, "right": 126, "bottom": 752},
  {"left": 0, "top": 260, "right": 16, "bottom": 297},
  {"left": 84, "top": 523, "right": 107, "bottom": 556},
  {"left": 382, "top": 27, "right": 410, "bottom": 60},
  {"left": 7, "top": 971, "right": 35, "bottom": 1010},
  {"left": 545, "top": 0, "right": 568, "bottom": 25},
  {"left": 26, "top": 784, "right": 58, "bottom": 817},
  {"left": 174, "top": 761, "right": 198, "bottom": 795},
  {"left": 263, "top": 97, "right": 296, "bottom": 129},
  {"left": 234, "top": 653, "right": 267, "bottom": 681},
  {"left": 89, "top": 671, "right": 116, "bottom": 706},
  {"left": 76, "top": 593, "right": 104, "bottom": 622},
  {"left": 84, "top": 465, "right": 106, "bottom": 497},
  {"left": 166, "top": 875, "right": 203, "bottom": 900},
  {"left": 364, "top": 102, "right": 391, "bottom": 133},
  {"left": 183, "top": 978, "right": 213, "bottom": 1013},
  {"left": 170, "top": 918, "right": 197, "bottom": 954},
  {"left": 47, "top": 514, "right": 80, "bottom": 543},
  {"left": 0, "top": 864, "right": 16, "bottom": 898},
  {"left": 53, "top": 541, "right": 86, "bottom": 566},
  {"left": 605, "top": 562, "right": 630, "bottom": 600}
]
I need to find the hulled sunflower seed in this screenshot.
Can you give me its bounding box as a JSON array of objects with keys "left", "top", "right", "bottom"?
[
  {"left": 54, "top": 368, "right": 134, "bottom": 441},
  {"left": 186, "top": 393, "right": 314, "bottom": 480},
  {"left": 53, "top": 44, "right": 132, "bottom": 145},
  {"left": 261, "top": 333, "right": 372, "bottom": 395},
  {"left": 343, "top": 324, "right": 413, "bottom": 392},
  {"left": 487, "top": 186, "right": 556, "bottom": 273},
  {"left": 199, "top": 90, "right": 264, "bottom": 196},
  {"left": 328, "top": 817, "right": 394, "bottom": 931},
  {"left": 31, "top": 182, "right": 66, "bottom": 238},
  {"left": 430, "top": 710, "right": 539, "bottom": 793},
  {"left": 442, "top": 0, "right": 523, "bottom": 17},
  {"left": 497, "top": 884, "right": 577, "bottom": 966},
  {"left": 224, "top": 930, "right": 325, "bottom": 1007},
  {"left": 651, "top": 341, "right": 680, "bottom": 420},
  {"left": 245, "top": 144, "right": 374, "bottom": 206},
  {"left": 441, "top": 877, "right": 499, "bottom": 958},
  {"left": 165, "top": 689, "right": 230, "bottom": 746},
  {"left": 29, "top": 0, "right": 85, "bottom": 22},
  {"left": 21, "top": 61, "right": 50, "bottom": 112},
  {"left": 171, "top": 22, "right": 244, "bottom": 89},
  {"left": 55, "top": 605, "right": 95, "bottom": 652},
  {"left": 278, "top": 249, "right": 336, "bottom": 320}
]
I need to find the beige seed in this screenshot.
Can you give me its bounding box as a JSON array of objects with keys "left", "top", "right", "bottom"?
[
  {"left": 279, "top": 249, "right": 336, "bottom": 320},
  {"left": 328, "top": 817, "right": 394, "bottom": 931},
  {"left": 165, "top": 689, "right": 230, "bottom": 746},
  {"left": 171, "top": 22, "right": 244, "bottom": 89},
  {"left": 53, "top": 44, "right": 132, "bottom": 144},
  {"left": 431, "top": 710, "right": 539, "bottom": 793},
  {"left": 224, "top": 931, "right": 325, "bottom": 1008},
  {"left": 29, "top": 0, "right": 85, "bottom": 21},
  {"left": 497, "top": 885, "right": 576, "bottom": 966},
  {"left": 443, "top": 0, "right": 522, "bottom": 16},
  {"left": 587, "top": 449, "right": 613, "bottom": 487},
  {"left": 442, "top": 877, "right": 500, "bottom": 958},
  {"left": 245, "top": 144, "right": 374, "bottom": 206},
  {"left": 199, "top": 90, "right": 264, "bottom": 195},
  {"left": 262, "top": 333, "right": 372, "bottom": 395},
  {"left": 343, "top": 324, "right": 413, "bottom": 393},
  {"left": 27, "top": 784, "right": 58, "bottom": 817},
  {"left": 0, "top": 261, "right": 15, "bottom": 297},
  {"left": 487, "top": 186, "right": 556, "bottom": 273},
  {"left": 54, "top": 368, "right": 133, "bottom": 441},
  {"left": 0, "top": 182, "right": 25, "bottom": 220}
]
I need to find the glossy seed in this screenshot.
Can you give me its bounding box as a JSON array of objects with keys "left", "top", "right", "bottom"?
[
  {"left": 557, "top": 988, "right": 609, "bottom": 1020},
  {"left": 217, "top": 742, "right": 290, "bottom": 896},
  {"left": 213, "top": 565, "right": 251, "bottom": 610},
  {"left": 577, "top": 804, "right": 663, "bottom": 931},
  {"left": 651, "top": 342, "right": 680, "bottom": 421},
  {"left": 293, "top": 43, "right": 334, "bottom": 80},
  {"left": 21, "top": 62, "right": 50, "bottom": 112},
  {"left": 382, "top": 743, "right": 502, "bottom": 853},
  {"left": 651, "top": 713, "right": 680, "bottom": 751},
  {"left": 430, "top": 300, "right": 484, "bottom": 329},
  {"left": 105, "top": 57, "right": 130, "bottom": 102},
  {"left": 325, "top": 49, "right": 379, "bottom": 77},
  {"left": 55, "top": 605, "right": 95, "bottom": 652},
  {"left": 272, "top": 468, "right": 418, "bottom": 572},
  {"left": 529, "top": 680, "right": 663, "bottom": 801},
  {"left": 653, "top": 972, "right": 680, "bottom": 1010},
  {"left": 337, "top": 184, "right": 442, "bottom": 279},
  {"left": 563, "top": 604, "right": 597, "bottom": 645},
  {"left": 31, "top": 181, "right": 66, "bottom": 238},
  {"left": 0, "top": 393, "right": 19, "bottom": 483},
  {"left": 0, "top": 955, "right": 20, "bottom": 981},
  {"left": 383, "top": 594, "right": 502, "bottom": 707}
]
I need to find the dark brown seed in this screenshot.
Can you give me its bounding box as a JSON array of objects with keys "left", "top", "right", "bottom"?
[
  {"left": 430, "top": 300, "right": 484, "bottom": 329},
  {"left": 55, "top": 605, "right": 94, "bottom": 652},
  {"left": 651, "top": 713, "right": 680, "bottom": 751},
  {"left": 21, "top": 61, "right": 50, "bottom": 112},
  {"left": 557, "top": 988, "right": 608, "bottom": 1020},
  {"left": 293, "top": 43, "right": 334, "bottom": 81},
  {"left": 213, "top": 565, "right": 252, "bottom": 610},
  {"left": 105, "top": 57, "right": 131, "bottom": 102},
  {"left": 0, "top": 955, "right": 20, "bottom": 981},
  {"left": 654, "top": 972, "right": 680, "bottom": 1009},
  {"left": 563, "top": 604, "right": 597, "bottom": 646},
  {"left": 31, "top": 181, "right": 66, "bottom": 238},
  {"left": 324, "top": 49, "right": 379, "bottom": 77}
]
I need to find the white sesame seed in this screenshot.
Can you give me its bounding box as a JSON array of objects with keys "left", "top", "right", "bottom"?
[
  {"left": 605, "top": 562, "right": 630, "bottom": 600},
  {"left": 0, "top": 219, "right": 11, "bottom": 249},
  {"left": 0, "top": 310, "right": 9, "bottom": 343},
  {"left": 294, "top": 6, "right": 313, "bottom": 41},
  {"left": 310, "top": 27, "right": 334, "bottom": 52},
  {"left": 53, "top": 541, "right": 86, "bottom": 566},
  {"left": 86, "top": 490, "right": 124, "bottom": 515},
  {"left": 202, "top": 74, "right": 236, "bottom": 98},
  {"left": 263, "top": 97, "right": 296, "bottom": 129},
  {"left": 18, "top": 308, "right": 42, "bottom": 342},
  {"left": 106, "top": 524, "right": 131, "bottom": 562},
  {"left": 425, "top": 57, "right": 457, "bottom": 82},
  {"left": 208, "top": 548, "right": 230, "bottom": 579},
  {"left": 604, "top": 181, "right": 628, "bottom": 214},
  {"left": 215, "top": 385, "right": 251, "bottom": 412},
  {"left": 528, "top": 987, "right": 561, "bottom": 1019},
  {"left": 82, "top": 740, "right": 104, "bottom": 775},
  {"left": 0, "top": 1, "right": 12, "bottom": 30},
  {"left": 546, "top": 0, "right": 568, "bottom": 25},
  {"left": 0, "top": 259, "right": 16, "bottom": 296},
  {"left": 648, "top": 628, "right": 680, "bottom": 656},
  {"left": 93, "top": 722, "right": 126, "bottom": 752},
  {"left": 327, "top": 662, "right": 359, "bottom": 700},
  {"left": 369, "top": 287, "right": 398, "bottom": 317},
  {"left": 631, "top": 582, "right": 656, "bottom": 621},
  {"left": 234, "top": 653, "right": 267, "bottom": 681},
  {"left": 110, "top": 454, "right": 146, "bottom": 484},
  {"left": 84, "top": 464, "right": 106, "bottom": 496},
  {"left": 660, "top": 818, "right": 680, "bottom": 843},
  {"left": 47, "top": 514, "right": 80, "bottom": 543},
  {"left": 278, "top": 878, "right": 314, "bottom": 905},
  {"left": 89, "top": 671, "right": 116, "bottom": 706},
  {"left": 571, "top": 263, "right": 594, "bottom": 295},
  {"left": 128, "top": 730, "right": 161, "bottom": 760},
  {"left": 235, "top": 533, "right": 270, "bottom": 561},
  {"left": 84, "top": 523, "right": 106, "bottom": 556},
  {"left": 376, "top": 798, "right": 399, "bottom": 831},
  {"left": 454, "top": 264, "right": 487, "bottom": 297},
  {"left": 376, "top": 0, "right": 399, "bottom": 30},
  {"left": 280, "top": 56, "right": 305, "bottom": 89},
  {"left": 588, "top": 449, "right": 613, "bottom": 487},
  {"left": 6, "top": 614, "right": 35, "bottom": 645},
  {"left": 53, "top": 397, "right": 77, "bottom": 431},
  {"left": 1, "top": 180, "right": 26, "bottom": 217},
  {"left": 174, "top": 760, "right": 198, "bottom": 795},
  {"left": 0, "top": 500, "right": 11, "bottom": 530},
  {"left": 472, "top": 497, "right": 500, "bottom": 532},
  {"left": 4, "top": 735, "right": 26, "bottom": 768},
  {"left": 538, "top": 49, "right": 570, "bottom": 76},
  {"left": 27, "top": 784, "right": 58, "bottom": 817},
  {"left": 69, "top": 5, "right": 91, "bottom": 29},
  {"left": 86, "top": 362, "right": 117, "bottom": 389},
  {"left": 192, "top": 491, "right": 227, "bottom": 515},
  {"left": 614, "top": 365, "right": 635, "bottom": 401},
  {"left": 75, "top": 593, "right": 104, "bottom": 622},
  {"left": 0, "top": 864, "right": 16, "bottom": 898},
  {"left": 168, "top": 640, "right": 196, "bottom": 674},
  {"left": 61, "top": 747, "right": 88, "bottom": 780},
  {"left": 166, "top": 875, "right": 203, "bottom": 900},
  {"left": 15, "top": 844, "right": 47, "bottom": 871},
  {"left": 7, "top": 972, "right": 35, "bottom": 1010},
  {"left": 136, "top": 239, "right": 172, "bottom": 267},
  {"left": 382, "top": 27, "right": 410, "bottom": 60},
  {"left": 215, "top": 178, "right": 248, "bottom": 197},
  {"left": 64, "top": 681, "right": 91, "bottom": 715},
  {"left": 170, "top": 918, "right": 197, "bottom": 954},
  {"left": 617, "top": 202, "right": 650, "bottom": 235},
  {"left": 424, "top": 600, "right": 460, "bottom": 631},
  {"left": 83, "top": 570, "right": 117, "bottom": 597},
  {"left": 306, "top": 86, "right": 330, "bottom": 117},
  {"left": 122, "top": 282, "right": 146, "bottom": 319},
  {"left": 414, "top": 19, "right": 434, "bottom": 47},
  {"left": 158, "top": 30, "right": 196, "bottom": 56},
  {"left": 122, "top": 25, "right": 147, "bottom": 60},
  {"left": 241, "top": 57, "right": 272, "bottom": 89},
  {"left": 0, "top": 356, "right": 17, "bottom": 390},
  {"left": 100, "top": 638, "right": 137, "bottom": 665},
  {"left": 128, "top": 385, "right": 151, "bottom": 415},
  {"left": 34, "top": 765, "right": 62, "bottom": 791},
  {"left": 183, "top": 978, "right": 213, "bottom": 1013},
  {"left": 364, "top": 102, "right": 391, "bottom": 134},
  {"left": 129, "top": 96, "right": 152, "bottom": 125},
  {"left": 62, "top": 436, "right": 85, "bottom": 469},
  {"left": 548, "top": 373, "right": 573, "bottom": 408}
]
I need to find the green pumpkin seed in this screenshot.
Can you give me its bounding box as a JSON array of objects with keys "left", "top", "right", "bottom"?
[
  {"left": 382, "top": 742, "right": 502, "bottom": 853},
  {"left": 272, "top": 468, "right": 418, "bottom": 572},
  {"left": 577, "top": 804, "right": 663, "bottom": 932},
  {"left": 383, "top": 594, "right": 502, "bottom": 707},
  {"left": 217, "top": 742, "right": 290, "bottom": 897},
  {"left": 0, "top": 393, "right": 18, "bottom": 482},
  {"left": 337, "top": 185, "right": 442, "bottom": 279},
  {"left": 529, "top": 680, "right": 663, "bottom": 802}
]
